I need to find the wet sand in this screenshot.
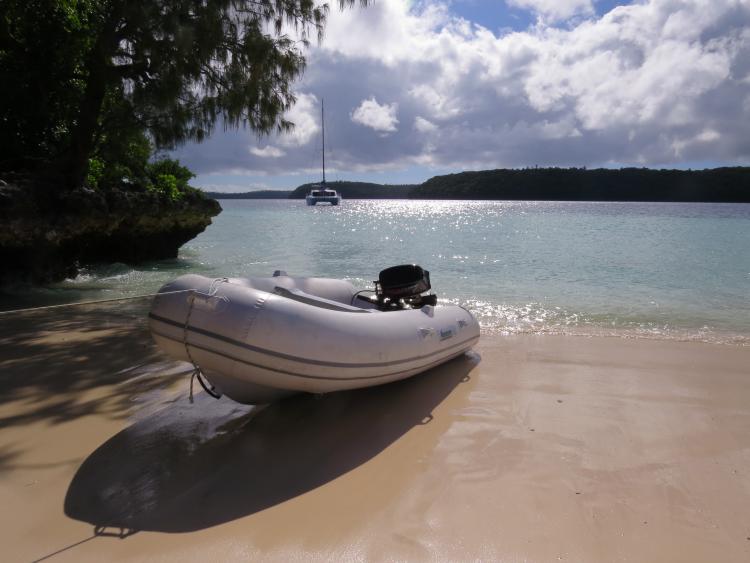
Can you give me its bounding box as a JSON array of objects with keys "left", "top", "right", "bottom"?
[{"left": 1, "top": 303, "right": 749, "bottom": 562}]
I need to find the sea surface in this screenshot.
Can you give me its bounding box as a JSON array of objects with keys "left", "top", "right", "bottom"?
[{"left": 4, "top": 199, "right": 749, "bottom": 344}]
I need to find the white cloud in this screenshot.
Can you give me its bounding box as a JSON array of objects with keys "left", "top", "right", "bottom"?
[
  {"left": 319, "top": 1, "right": 452, "bottom": 66},
  {"left": 174, "top": 0, "right": 750, "bottom": 179},
  {"left": 414, "top": 116, "right": 438, "bottom": 133},
  {"left": 250, "top": 145, "right": 285, "bottom": 158},
  {"left": 278, "top": 92, "right": 320, "bottom": 147},
  {"left": 350, "top": 97, "right": 400, "bottom": 133},
  {"left": 536, "top": 117, "right": 582, "bottom": 139},
  {"left": 409, "top": 84, "right": 462, "bottom": 119},
  {"left": 506, "top": 0, "right": 594, "bottom": 23},
  {"left": 523, "top": 29, "right": 733, "bottom": 130}
]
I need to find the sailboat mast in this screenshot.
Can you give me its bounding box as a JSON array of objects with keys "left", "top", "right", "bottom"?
[{"left": 321, "top": 99, "right": 326, "bottom": 184}]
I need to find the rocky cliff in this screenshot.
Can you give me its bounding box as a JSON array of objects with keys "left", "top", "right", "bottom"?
[{"left": 0, "top": 174, "right": 221, "bottom": 283}]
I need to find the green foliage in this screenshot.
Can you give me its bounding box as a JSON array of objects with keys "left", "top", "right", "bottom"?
[
  {"left": 145, "top": 158, "right": 195, "bottom": 201},
  {"left": 85, "top": 157, "right": 105, "bottom": 189},
  {"left": 80, "top": 128, "right": 149, "bottom": 189},
  {"left": 82, "top": 122, "right": 195, "bottom": 201},
  {"left": 150, "top": 173, "right": 181, "bottom": 201},
  {"left": 146, "top": 159, "right": 195, "bottom": 191}
]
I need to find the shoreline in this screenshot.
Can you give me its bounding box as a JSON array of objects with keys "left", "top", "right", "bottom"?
[
  {"left": 481, "top": 325, "right": 750, "bottom": 347},
  {"left": 1, "top": 291, "right": 747, "bottom": 347},
  {"left": 1, "top": 304, "right": 749, "bottom": 561}
]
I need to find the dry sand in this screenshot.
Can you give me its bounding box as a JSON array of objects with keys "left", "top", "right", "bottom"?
[{"left": 1, "top": 302, "right": 749, "bottom": 562}]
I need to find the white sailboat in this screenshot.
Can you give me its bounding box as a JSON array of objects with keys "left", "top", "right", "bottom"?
[{"left": 306, "top": 100, "right": 341, "bottom": 206}]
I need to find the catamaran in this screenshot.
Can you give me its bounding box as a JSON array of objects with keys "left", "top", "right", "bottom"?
[{"left": 306, "top": 100, "right": 341, "bottom": 206}]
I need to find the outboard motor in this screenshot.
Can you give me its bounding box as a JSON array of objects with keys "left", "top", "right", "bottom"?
[{"left": 374, "top": 264, "right": 438, "bottom": 310}]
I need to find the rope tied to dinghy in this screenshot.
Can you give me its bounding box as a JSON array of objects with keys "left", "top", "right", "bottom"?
[
  {"left": 183, "top": 280, "right": 227, "bottom": 402},
  {"left": 0, "top": 289, "right": 194, "bottom": 315},
  {"left": 2, "top": 280, "right": 231, "bottom": 402}
]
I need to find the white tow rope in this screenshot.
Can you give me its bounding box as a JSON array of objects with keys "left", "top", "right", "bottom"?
[
  {"left": 0, "top": 289, "right": 194, "bottom": 316},
  {"left": 1, "top": 280, "right": 229, "bottom": 402}
]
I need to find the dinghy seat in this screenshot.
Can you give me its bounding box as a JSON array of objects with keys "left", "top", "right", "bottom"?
[{"left": 273, "top": 286, "right": 372, "bottom": 313}]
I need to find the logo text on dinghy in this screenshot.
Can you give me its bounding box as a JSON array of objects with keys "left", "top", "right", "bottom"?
[{"left": 440, "top": 328, "right": 455, "bottom": 341}]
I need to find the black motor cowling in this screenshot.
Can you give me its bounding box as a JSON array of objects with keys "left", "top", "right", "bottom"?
[
  {"left": 377, "top": 264, "right": 430, "bottom": 297},
  {"left": 375, "top": 264, "right": 437, "bottom": 309}
]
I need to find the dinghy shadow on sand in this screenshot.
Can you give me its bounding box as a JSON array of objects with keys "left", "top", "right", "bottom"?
[{"left": 64, "top": 352, "right": 480, "bottom": 533}]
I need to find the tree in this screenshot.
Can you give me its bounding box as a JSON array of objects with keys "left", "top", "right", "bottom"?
[
  {"left": 0, "top": 0, "right": 366, "bottom": 187},
  {"left": 0, "top": 0, "right": 92, "bottom": 168}
]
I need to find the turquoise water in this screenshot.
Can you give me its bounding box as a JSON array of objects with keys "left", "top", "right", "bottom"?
[{"left": 5, "top": 200, "right": 750, "bottom": 344}]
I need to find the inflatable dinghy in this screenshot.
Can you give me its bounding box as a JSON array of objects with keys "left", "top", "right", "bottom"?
[{"left": 149, "top": 265, "right": 480, "bottom": 404}]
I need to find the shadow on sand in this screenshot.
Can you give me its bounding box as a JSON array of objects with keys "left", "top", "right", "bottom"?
[
  {"left": 64, "top": 352, "right": 480, "bottom": 533},
  {"left": 0, "top": 301, "right": 179, "bottom": 430}
]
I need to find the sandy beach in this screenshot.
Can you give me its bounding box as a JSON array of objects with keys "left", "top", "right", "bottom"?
[{"left": 1, "top": 302, "right": 749, "bottom": 562}]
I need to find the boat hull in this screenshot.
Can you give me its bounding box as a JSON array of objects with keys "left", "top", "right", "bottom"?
[
  {"left": 149, "top": 274, "right": 480, "bottom": 404},
  {"left": 306, "top": 195, "right": 341, "bottom": 205}
]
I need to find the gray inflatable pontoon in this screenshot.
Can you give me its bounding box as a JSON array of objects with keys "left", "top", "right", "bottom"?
[{"left": 149, "top": 271, "right": 480, "bottom": 404}]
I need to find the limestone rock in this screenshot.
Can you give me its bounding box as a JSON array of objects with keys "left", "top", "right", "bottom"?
[{"left": 0, "top": 175, "right": 221, "bottom": 283}]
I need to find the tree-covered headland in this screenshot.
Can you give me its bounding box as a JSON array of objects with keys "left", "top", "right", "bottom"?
[
  {"left": 411, "top": 167, "right": 750, "bottom": 202},
  {"left": 0, "top": 0, "right": 364, "bottom": 282}
]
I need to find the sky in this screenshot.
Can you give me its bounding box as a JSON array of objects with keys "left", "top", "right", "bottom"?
[{"left": 172, "top": 0, "right": 750, "bottom": 192}]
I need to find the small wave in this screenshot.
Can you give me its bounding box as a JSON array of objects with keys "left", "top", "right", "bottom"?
[
  {"left": 62, "top": 263, "right": 137, "bottom": 287},
  {"left": 443, "top": 297, "right": 749, "bottom": 346}
]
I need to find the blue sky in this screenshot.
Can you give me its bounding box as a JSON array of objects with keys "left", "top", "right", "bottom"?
[
  {"left": 448, "top": 0, "right": 633, "bottom": 32},
  {"left": 449, "top": 0, "right": 535, "bottom": 32},
  {"left": 172, "top": 1, "right": 750, "bottom": 192}
]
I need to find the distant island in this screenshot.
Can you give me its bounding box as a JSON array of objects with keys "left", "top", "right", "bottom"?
[
  {"left": 206, "top": 190, "right": 292, "bottom": 199},
  {"left": 412, "top": 167, "right": 749, "bottom": 202},
  {"left": 205, "top": 168, "right": 749, "bottom": 203}
]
